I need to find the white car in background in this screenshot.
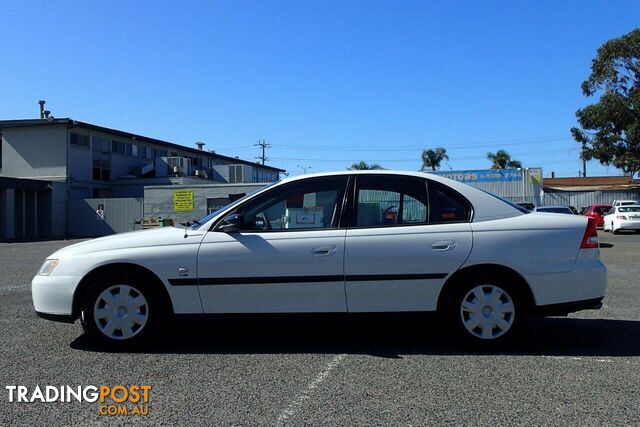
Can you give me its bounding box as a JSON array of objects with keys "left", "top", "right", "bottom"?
[
  {"left": 611, "top": 200, "right": 639, "bottom": 207},
  {"left": 603, "top": 205, "right": 640, "bottom": 234},
  {"left": 32, "top": 171, "right": 607, "bottom": 348}
]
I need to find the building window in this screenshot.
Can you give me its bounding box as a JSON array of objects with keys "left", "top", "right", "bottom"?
[
  {"left": 111, "top": 140, "right": 125, "bottom": 155},
  {"left": 92, "top": 136, "right": 111, "bottom": 153},
  {"left": 70, "top": 133, "right": 90, "bottom": 148},
  {"left": 92, "top": 158, "right": 110, "bottom": 181},
  {"left": 92, "top": 136, "right": 111, "bottom": 181},
  {"left": 229, "top": 165, "right": 243, "bottom": 183},
  {"left": 140, "top": 146, "right": 153, "bottom": 160},
  {"left": 125, "top": 142, "right": 138, "bottom": 157}
]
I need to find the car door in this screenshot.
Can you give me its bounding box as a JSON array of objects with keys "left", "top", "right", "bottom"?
[
  {"left": 197, "top": 176, "right": 349, "bottom": 313},
  {"left": 344, "top": 175, "right": 473, "bottom": 312}
]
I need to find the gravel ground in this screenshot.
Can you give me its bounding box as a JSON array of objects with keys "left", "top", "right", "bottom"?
[{"left": 0, "top": 232, "right": 638, "bottom": 425}]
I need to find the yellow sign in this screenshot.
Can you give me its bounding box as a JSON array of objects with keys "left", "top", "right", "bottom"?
[
  {"left": 528, "top": 168, "right": 542, "bottom": 185},
  {"left": 173, "top": 190, "right": 194, "bottom": 212}
]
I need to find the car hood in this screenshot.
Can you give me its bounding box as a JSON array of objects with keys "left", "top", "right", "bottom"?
[{"left": 49, "top": 227, "right": 203, "bottom": 259}]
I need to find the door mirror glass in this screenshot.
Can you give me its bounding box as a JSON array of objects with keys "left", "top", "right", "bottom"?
[{"left": 218, "top": 213, "right": 245, "bottom": 232}]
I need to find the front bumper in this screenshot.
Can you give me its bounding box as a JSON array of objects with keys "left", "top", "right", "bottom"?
[{"left": 31, "top": 274, "right": 82, "bottom": 318}]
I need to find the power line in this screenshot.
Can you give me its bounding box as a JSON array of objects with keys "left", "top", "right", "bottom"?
[
  {"left": 269, "top": 135, "right": 572, "bottom": 152},
  {"left": 270, "top": 147, "right": 577, "bottom": 163}
]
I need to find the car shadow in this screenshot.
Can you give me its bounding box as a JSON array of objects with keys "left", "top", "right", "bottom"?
[
  {"left": 70, "top": 314, "right": 640, "bottom": 358},
  {"left": 599, "top": 243, "right": 614, "bottom": 248}
]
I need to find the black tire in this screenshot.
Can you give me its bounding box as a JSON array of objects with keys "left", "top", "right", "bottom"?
[
  {"left": 446, "top": 275, "right": 526, "bottom": 348},
  {"left": 80, "top": 273, "right": 164, "bottom": 348},
  {"left": 612, "top": 225, "right": 619, "bottom": 235}
]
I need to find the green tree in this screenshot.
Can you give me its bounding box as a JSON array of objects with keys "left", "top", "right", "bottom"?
[
  {"left": 420, "top": 147, "right": 449, "bottom": 171},
  {"left": 486, "top": 149, "right": 522, "bottom": 169},
  {"left": 348, "top": 161, "right": 384, "bottom": 170},
  {"left": 571, "top": 28, "right": 640, "bottom": 176}
]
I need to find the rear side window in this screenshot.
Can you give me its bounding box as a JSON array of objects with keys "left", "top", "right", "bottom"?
[
  {"left": 428, "top": 181, "right": 471, "bottom": 223},
  {"left": 355, "top": 176, "right": 429, "bottom": 227}
]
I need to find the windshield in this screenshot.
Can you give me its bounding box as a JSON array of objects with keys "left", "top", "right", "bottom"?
[{"left": 188, "top": 183, "right": 277, "bottom": 229}]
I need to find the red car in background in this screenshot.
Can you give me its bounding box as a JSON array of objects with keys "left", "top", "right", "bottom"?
[{"left": 583, "top": 204, "right": 613, "bottom": 228}]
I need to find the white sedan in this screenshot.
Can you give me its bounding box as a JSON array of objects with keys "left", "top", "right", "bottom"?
[
  {"left": 603, "top": 205, "right": 640, "bottom": 234},
  {"left": 33, "top": 171, "right": 607, "bottom": 347}
]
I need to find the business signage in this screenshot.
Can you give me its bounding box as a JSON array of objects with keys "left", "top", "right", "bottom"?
[
  {"left": 431, "top": 169, "right": 522, "bottom": 183},
  {"left": 173, "top": 190, "right": 194, "bottom": 212}
]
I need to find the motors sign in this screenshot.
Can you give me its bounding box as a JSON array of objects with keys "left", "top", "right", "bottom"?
[{"left": 431, "top": 169, "right": 522, "bottom": 183}]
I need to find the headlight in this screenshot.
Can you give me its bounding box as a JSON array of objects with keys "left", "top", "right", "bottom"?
[{"left": 38, "top": 259, "right": 59, "bottom": 276}]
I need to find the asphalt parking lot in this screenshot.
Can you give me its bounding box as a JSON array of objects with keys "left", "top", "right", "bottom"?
[{"left": 1, "top": 233, "right": 639, "bottom": 425}]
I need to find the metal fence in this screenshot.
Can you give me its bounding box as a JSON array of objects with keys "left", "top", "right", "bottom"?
[
  {"left": 541, "top": 190, "right": 640, "bottom": 208},
  {"left": 67, "top": 198, "right": 143, "bottom": 237}
]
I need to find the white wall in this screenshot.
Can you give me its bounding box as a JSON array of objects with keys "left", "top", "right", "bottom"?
[{"left": 2, "top": 125, "right": 67, "bottom": 180}]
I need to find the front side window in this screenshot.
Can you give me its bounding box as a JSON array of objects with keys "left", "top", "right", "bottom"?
[
  {"left": 355, "top": 175, "right": 429, "bottom": 227},
  {"left": 234, "top": 177, "right": 348, "bottom": 231}
]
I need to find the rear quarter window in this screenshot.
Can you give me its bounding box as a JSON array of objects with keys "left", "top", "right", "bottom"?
[{"left": 428, "top": 181, "right": 472, "bottom": 223}]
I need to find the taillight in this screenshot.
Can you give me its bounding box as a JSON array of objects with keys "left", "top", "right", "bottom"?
[
  {"left": 580, "top": 217, "right": 599, "bottom": 249},
  {"left": 617, "top": 215, "right": 627, "bottom": 220}
]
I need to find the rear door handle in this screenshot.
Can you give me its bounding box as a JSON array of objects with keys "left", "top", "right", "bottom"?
[
  {"left": 311, "top": 245, "right": 337, "bottom": 256},
  {"left": 431, "top": 240, "right": 456, "bottom": 252}
]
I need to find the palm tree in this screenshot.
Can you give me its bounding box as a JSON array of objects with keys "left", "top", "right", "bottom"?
[
  {"left": 348, "top": 161, "right": 384, "bottom": 170},
  {"left": 487, "top": 149, "right": 522, "bottom": 169},
  {"left": 421, "top": 147, "right": 449, "bottom": 171}
]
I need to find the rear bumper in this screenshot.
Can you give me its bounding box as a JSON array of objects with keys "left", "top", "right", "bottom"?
[
  {"left": 532, "top": 297, "right": 603, "bottom": 317},
  {"left": 525, "top": 250, "right": 607, "bottom": 306},
  {"left": 616, "top": 221, "right": 640, "bottom": 230}
]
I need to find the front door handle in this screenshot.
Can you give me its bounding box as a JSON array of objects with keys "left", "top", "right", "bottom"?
[
  {"left": 431, "top": 240, "right": 456, "bottom": 252},
  {"left": 311, "top": 245, "right": 337, "bottom": 256}
]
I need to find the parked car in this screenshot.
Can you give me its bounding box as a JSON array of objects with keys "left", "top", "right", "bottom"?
[
  {"left": 603, "top": 205, "right": 640, "bottom": 234},
  {"left": 568, "top": 206, "right": 580, "bottom": 215},
  {"left": 516, "top": 202, "right": 535, "bottom": 211},
  {"left": 535, "top": 205, "right": 575, "bottom": 215},
  {"left": 578, "top": 206, "right": 590, "bottom": 215},
  {"left": 611, "top": 200, "right": 639, "bottom": 207},
  {"left": 32, "top": 171, "right": 607, "bottom": 348},
  {"left": 583, "top": 204, "right": 613, "bottom": 228}
]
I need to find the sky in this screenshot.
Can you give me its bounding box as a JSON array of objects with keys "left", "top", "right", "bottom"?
[{"left": 1, "top": 1, "right": 638, "bottom": 177}]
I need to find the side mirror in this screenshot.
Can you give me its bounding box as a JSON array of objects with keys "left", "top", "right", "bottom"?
[{"left": 217, "top": 213, "right": 245, "bottom": 233}]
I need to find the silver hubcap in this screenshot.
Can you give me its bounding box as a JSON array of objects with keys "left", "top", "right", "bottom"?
[
  {"left": 460, "top": 285, "right": 515, "bottom": 340},
  {"left": 93, "top": 285, "right": 149, "bottom": 340}
]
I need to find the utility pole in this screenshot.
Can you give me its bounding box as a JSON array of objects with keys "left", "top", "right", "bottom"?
[
  {"left": 581, "top": 142, "right": 587, "bottom": 177},
  {"left": 255, "top": 140, "right": 270, "bottom": 165}
]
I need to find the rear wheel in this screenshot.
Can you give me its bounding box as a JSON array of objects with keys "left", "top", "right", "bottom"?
[
  {"left": 81, "top": 276, "right": 162, "bottom": 347},
  {"left": 612, "top": 223, "right": 619, "bottom": 234},
  {"left": 448, "top": 278, "right": 525, "bottom": 346}
]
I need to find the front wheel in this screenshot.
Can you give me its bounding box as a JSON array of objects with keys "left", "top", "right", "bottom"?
[
  {"left": 449, "top": 280, "right": 524, "bottom": 346},
  {"left": 81, "top": 279, "right": 160, "bottom": 347}
]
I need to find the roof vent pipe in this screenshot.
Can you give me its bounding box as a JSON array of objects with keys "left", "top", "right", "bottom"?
[
  {"left": 196, "top": 141, "right": 205, "bottom": 150},
  {"left": 38, "top": 100, "right": 46, "bottom": 119}
]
